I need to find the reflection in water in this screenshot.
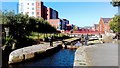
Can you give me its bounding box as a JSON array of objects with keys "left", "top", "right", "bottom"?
[{"left": 9, "top": 49, "right": 76, "bottom": 67}]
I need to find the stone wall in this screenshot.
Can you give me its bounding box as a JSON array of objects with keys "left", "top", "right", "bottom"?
[{"left": 8, "top": 42, "right": 62, "bottom": 64}]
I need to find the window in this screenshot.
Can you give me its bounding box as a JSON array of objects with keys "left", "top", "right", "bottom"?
[
  {"left": 26, "top": 12, "right": 29, "bottom": 14},
  {"left": 105, "top": 26, "right": 107, "bottom": 31},
  {"left": 37, "top": 8, "right": 40, "bottom": 10},
  {"left": 38, "top": 3, "right": 39, "bottom": 6},
  {"left": 32, "top": 8, "right": 34, "bottom": 10},
  {"left": 27, "top": 3, "right": 29, "bottom": 5},
  {"left": 38, "top": 16, "right": 40, "bottom": 18},
  {"left": 52, "top": 22, "right": 54, "bottom": 24},
  {"left": 27, "top": 7, "right": 29, "bottom": 9},
  {"left": 37, "top": 12, "right": 39, "bottom": 15},
  {"left": 32, "top": 12, "right": 34, "bottom": 15},
  {"left": 20, "top": 3, "right": 23, "bottom": 11},
  {"left": 32, "top": 3, "right": 34, "bottom": 6}
]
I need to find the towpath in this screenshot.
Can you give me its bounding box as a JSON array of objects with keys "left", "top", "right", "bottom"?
[{"left": 74, "top": 42, "right": 118, "bottom": 66}]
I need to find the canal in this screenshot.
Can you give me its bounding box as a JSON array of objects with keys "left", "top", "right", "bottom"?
[
  {"left": 8, "top": 49, "right": 76, "bottom": 67},
  {"left": 7, "top": 41, "right": 82, "bottom": 68}
]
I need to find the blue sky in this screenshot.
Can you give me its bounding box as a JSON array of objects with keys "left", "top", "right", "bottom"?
[{"left": 1, "top": 2, "right": 118, "bottom": 27}]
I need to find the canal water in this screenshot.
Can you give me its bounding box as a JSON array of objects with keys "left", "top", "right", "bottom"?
[
  {"left": 8, "top": 49, "right": 76, "bottom": 67},
  {"left": 7, "top": 41, "right": 81, "bottom": 68}
]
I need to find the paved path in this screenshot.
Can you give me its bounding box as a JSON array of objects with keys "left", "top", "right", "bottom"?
[
  {"left": 74, "top": 42, "right": 118, "bottom": 66},
  {"left": 85, "top": 43, "right": 118, "bottom": 66}
]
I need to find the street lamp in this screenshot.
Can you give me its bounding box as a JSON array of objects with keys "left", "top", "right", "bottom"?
[
  {"left": 36, "top": 22, "right": 39, "bottom": 39},
  {"left": 4, "top": 27, "right": 9, "bottom": 37},
  {"left": 111, "top": 0, "right": 120, "bottom": 15},
  {"left": 4, "top": 27, "right": 9, "bottom": 41}
]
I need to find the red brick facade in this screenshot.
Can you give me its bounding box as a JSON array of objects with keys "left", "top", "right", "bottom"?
[
  {"left": 47, "top": 8, "right": 58, "bottom": 19},
  {"left": 35, "top": 1, "right": 59, "bottom": 29},
  {"left": 19, "top": 0, "right": 69, "bottom": 30},
  {"left": 36, "top": 1, "right": 43, "bottom": 18},
  {"left": 98, "top": 18, "right": 112, "bottom": 34},
  {"left": 47, "top": 19, "right": 61, "bottom": 29}
]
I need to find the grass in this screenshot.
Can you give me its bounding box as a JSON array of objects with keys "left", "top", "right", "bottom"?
[{"left": 27, "top": 32, "right": 67, "bottom": 40}]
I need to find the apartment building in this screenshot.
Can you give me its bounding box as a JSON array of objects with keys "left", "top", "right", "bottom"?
[
  {"left": 58, "top": 19, "right": 69, "bottom": 30},
  {"left": 18, "top": 0, "right": 71, "bottom": 30},
  {"left": 47, "top": 7, "right": 58, "bottom": 19},
  {"left": 19, "top": 0, "right": 47, "bottom": 18},
  {"left": 19, "top": 0, "right": 58, "bottom": 19},
  {"left": 47, "top": 7, "right": 60, "bottom": 29},
  {"left": 92, "top": 24, "right": 99, "bottom": 31},
  {"left": 66, "top": 24, "right": 74, "bottom": 30}
]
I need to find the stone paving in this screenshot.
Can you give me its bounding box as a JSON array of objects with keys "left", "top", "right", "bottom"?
[
  {"left": 85, "top": 43, "right": 118, "bottom": 66},
  {"left": 74, "top": 46, "right": 90, "bottom": 66},
  {"left": 74, "top": 42, "right": 118, "bottom": 66}
]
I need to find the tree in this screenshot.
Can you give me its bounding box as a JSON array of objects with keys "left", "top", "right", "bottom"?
[
  {"left": 109, "top": 15, "right": 120, "bottom": 33},
  {"left": 2, "top": 11, "right": 59, "bottom": 50},
  {"left": 73, "top": 26, "right": 78, "bottom": 31},
  {"left": 2, "top": 11, "right": 16, "bottom": 47}
]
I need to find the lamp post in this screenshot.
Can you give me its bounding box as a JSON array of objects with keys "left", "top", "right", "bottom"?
[
  {"left": 111, "top": 0, "right": 120, "bottom": 39},
  {"left": 4, "top": 27, "right": 9, "bottom": 40},
  {"left": 111, "top": 0, "right": 120, "bottom": 15},
  {"left": 36, "top": 22, "right": 39, "bottom": 39}
]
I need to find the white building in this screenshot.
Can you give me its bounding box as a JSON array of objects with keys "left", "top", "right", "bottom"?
[{"left": 19, "top": 0, "right": 37, "bottom": 17}]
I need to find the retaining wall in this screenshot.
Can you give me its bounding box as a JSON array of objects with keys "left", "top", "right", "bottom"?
[{"left": 8, "top": 42, "right": 62, "bottom": 64}]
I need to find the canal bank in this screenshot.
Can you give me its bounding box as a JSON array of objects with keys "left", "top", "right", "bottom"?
[
  {"left": 8, "top": 38, "right": 80, "bottom": 65},
  {"left": 8, "top": 49, "right": 76, "bottom": 67},
  {"left": 84, "top": 43, "right": 118, "bottom": 66},
  {"left": 73, "top": 46, "right": 90, "bottom": 66},
  {"left": 8, "top": 41, "right": 63, "bottom": 64},
  {"left": 74, "top": 42, "right": 118, "bottom": 66},
  {"left": 7, "top": 38, "right": 80, "bottom": 67}
]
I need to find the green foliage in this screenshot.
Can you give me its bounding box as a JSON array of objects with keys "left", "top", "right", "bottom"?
[
  {"left": 29, "top": 32, "right": 67, "bottom": 40},
  {"left": 3, "top": 35, "right": 15, "bottom": 46},
  {"left": 2, "top": 11, "right": 58, "bottom": 49},
  {"left": 109, "top": 15, "right": 120, "bottom": 33},
  {"left": 73, "top": 26, "right": 78, "bottom": 30}
]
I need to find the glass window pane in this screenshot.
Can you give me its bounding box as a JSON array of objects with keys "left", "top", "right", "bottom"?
[{"left": 32, "top": 3, "right": 34, "bottom": 6}]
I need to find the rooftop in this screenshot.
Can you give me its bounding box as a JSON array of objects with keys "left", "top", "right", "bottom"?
[{"left": 101, "top": 18, "right": 112, "bottom": 23}]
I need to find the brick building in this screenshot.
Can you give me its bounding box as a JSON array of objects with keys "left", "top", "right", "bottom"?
[
  {"left": 93, "top": 24, "right": 99, "bottom": 31},
  {"left": 47, "top": 7, "right": 58, "bottom": 19},
  {"left": 19, "top": 0, "right": 43, "bottom": 18},
  {"left": 66, "top": 24, "right": 74, "bottom": 30},
  {"left": 19, "top": 0, "right": 61, "bottom": 29},
  {"left": 98, "top": 18, "right": 112, "bottom": 34},
  {"left": 59, "top": 19, "right": 69, "bottom": 30},
  {"left": 46, "top": 7, "right": 60, "bottom": 29},
  {"left": 48, "top": 19, "right": 62, "bottom": 29}
]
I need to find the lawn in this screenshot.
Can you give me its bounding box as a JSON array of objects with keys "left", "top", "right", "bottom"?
[{"left": 27, "top": 32, "right": 67, "bottom": 40}]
